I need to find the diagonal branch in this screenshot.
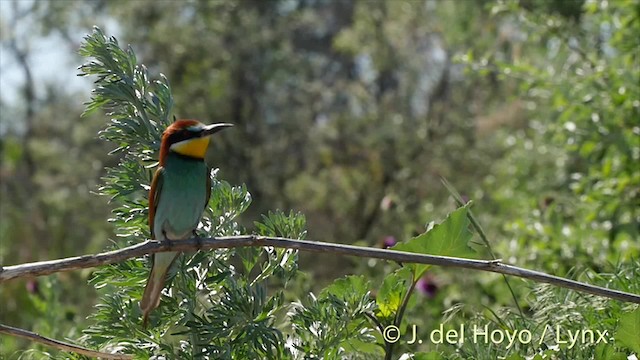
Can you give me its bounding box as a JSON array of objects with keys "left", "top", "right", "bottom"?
[
  {"left": 0, "top": 324, "right": 132, "bottom": 360},
  {"left": 1, "top": 235, "right": 638, "bottom": 304}
]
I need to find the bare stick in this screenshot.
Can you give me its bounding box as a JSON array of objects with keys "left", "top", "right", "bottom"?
[
  {"left": 1, "top": 236, "right": 638, "bottom": 304},
  {"left": 0, "top": 324, "right": 132, "bottom": 359}
]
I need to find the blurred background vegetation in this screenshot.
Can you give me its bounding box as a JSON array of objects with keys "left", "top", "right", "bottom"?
[{"left": 1, "top": 0, "right": 638, "bottom": 357}]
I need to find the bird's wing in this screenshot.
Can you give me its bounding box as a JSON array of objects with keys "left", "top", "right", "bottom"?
[
  {"left": 148, "top": 166, "right": 165, "bottom": 239},
  {"left": 205, "top": 170, "right": 212, "bottom": 211}
]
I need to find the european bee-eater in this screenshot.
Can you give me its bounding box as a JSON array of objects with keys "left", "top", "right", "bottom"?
[{"left": 140, "top": 119, "right": 233, "bottom": 326}]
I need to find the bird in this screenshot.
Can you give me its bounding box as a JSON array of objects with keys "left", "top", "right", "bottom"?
[{"left": 140, "top": 119, "right": 233, "bottom": 326}]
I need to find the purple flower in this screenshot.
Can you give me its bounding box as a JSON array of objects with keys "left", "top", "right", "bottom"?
[
  {"left": 26, "top": 279, "right": 39, "bottom": 295},
  {"left": 382, "top": 236, "right": 397, "bottom": 249},
  {"left": 416, "top": 275, "right": 438, "bottom": 298}
]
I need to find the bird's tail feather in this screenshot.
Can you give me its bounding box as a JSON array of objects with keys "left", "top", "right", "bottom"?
[{"left": 141, "top": 251, "right": 178, "bottom": 327}]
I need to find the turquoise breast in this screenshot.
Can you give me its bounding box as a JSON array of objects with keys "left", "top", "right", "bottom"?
[{"left": 154, "top": 153, "right": 208, "bottom": 239}]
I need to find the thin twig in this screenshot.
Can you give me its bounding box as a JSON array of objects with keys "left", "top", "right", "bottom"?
[
  {"left": 385, "top": 272, "right": 417, "bottom": 360},
  {"left": 394, "top": 273, "right": 416, "bottom": 329},
  {"left": 364, "top": 312, "right": 385, "bottom": 335},
  {"left": 0, "top": 324, "right": 132, "bottom": 359},
  {"left": 441, "top": 178, "right": 525, "bottom": 318},
  {"left": 0, "top": 236, "right": 638, "bottom": 304}
]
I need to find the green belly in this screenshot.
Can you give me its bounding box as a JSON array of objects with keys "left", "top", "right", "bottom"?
[{"left": 154, "top": 154, "right": 208, "bottom": 240}]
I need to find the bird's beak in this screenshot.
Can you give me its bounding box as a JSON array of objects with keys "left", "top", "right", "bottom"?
[{"left": 201, "top": 123, "right": 234, "bottom": 137}]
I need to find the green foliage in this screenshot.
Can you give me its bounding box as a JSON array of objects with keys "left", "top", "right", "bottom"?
[
  {"left": 0, "top": 10, "right": 114, "bottom": 351},
  {"left": 71, "top": 27, "right": 384, "bottom": 359},
  {"left": 255, "top": 210, "right": 308, "bottom": 240},
  {"left": 615, "top": 308, "right": 640, "bottom": 354},
  {"left": 447, "top": 261, "right": 640, "bottom": 359},
  {"left": 466, "top": 0, "right": 640, "bottom": 272},
  {"left": 3, "top": 1, "right": 638, "bottom": 359},
  {"left": 393, "top": 204, "right": 476, "bottom": 279},
  {"left": 79, "top": 27, "right": 171, "bottom": 232},
  {"left": 78, "top": 26, "right": 172, "bottom": 138},
  {"left": 290, "top": 275, "right": 379, "bottom": 359},
  {"left": 376, "top": 267, "right": 412, "bottom": 322},
  {"left": 180, "top": 282, "right": 285, "bottom": 359},
  {"left": 43, "top": 29, "right": 488, "bottom": 359},
  {"left": 72, "top": 27, "right": 282, "bottom": 358}
]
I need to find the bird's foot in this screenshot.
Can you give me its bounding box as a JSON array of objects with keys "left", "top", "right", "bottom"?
[
  {"left": 193, "top": 231, "right": 203, "bottom": 251},
  {"left": 161, "top": 231, "right": 173, "bottom": 250}
]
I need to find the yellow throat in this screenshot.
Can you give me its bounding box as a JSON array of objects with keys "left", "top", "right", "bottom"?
[{"left": 170, "top": 137, "right": 211, "bottom": 159}]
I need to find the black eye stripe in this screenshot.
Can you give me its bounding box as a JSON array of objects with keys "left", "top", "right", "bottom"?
[{"left": 167, "top": 129, "right": 199, "bottom": 145}]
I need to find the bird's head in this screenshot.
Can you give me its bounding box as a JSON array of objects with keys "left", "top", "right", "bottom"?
[{"left": 159, "top": 119, "right": 233, "bottom": 165}]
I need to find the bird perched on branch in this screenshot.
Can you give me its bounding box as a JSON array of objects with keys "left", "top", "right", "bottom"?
[{"left": 140, "top": 119, "right": 233, "bottom": 326}]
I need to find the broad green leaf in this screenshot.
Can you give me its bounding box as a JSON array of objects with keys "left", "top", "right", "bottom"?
[
  {"left": 412, "top": 352, "right": 445, "bottom": 360},
  {"left": 594, "top": 343, "right": 627, "bottom": 360},
  {"left": 339, "top": 337, "right": 384, "bottom": 356},
  {"left": 614, "top": 308, "right": 640, "bottom": 353},
  {"left": 376, "top": 267, "right": 411, "bottom": 321},
  {"left": 392, "top": 205, "right": 475, "bottom": 278},
  {"left": 504, "top": 353, "right": 525, "bottom": 360},
  {"left": 321, "top": 275, "right": 370, "bottom": 300}
]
